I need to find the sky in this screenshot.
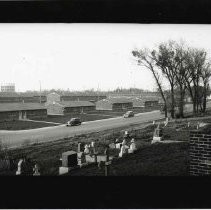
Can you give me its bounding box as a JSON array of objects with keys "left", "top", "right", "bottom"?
[{"left": 1, "top": 24, "right": 211, "bottom": 92}]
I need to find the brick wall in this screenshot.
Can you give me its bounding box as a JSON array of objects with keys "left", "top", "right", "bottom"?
[{"left": 189, "top": 130, "right": 211, "bottom": 176}]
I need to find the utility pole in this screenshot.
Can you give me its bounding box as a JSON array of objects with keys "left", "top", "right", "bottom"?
[
  {"left": 39, "top": 80, "right": 41, "bottom": 104},
  {"left": 97, "top": 83, "right": 99, "bottom": 101}
]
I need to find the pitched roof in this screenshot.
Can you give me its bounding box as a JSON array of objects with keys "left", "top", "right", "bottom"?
[
  {"left": 0, "top": 103, "right": 46, "bottom": 112},
  {"left": 0, "top": 92, "right": 45, "bottom": 98},
  {"left": 61, "top": 93, "right": 106, "bottom": 97},
  {"left": 104, "top": 98, "right": 133, "bottom": 104},
  {"left": 141, "top": 96, "right": 160, "bottom": 102},
  {"left": 18, "top": 92, "right": 44, "bottom": 97},
  {"left": 58, "top": 101, "right": 96, "bottom": 107},
  {"left": 98, "top": 96, "right": 160, "bottom": 107},
  {"left": 0, "top": 92, "right": 20, "bottom": 97}
]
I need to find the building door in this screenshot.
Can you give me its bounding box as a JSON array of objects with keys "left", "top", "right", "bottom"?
[
  {"left": 19, "top": 111, "right": 22, "bottom": 120},
  {"left": 122, "top": 104, "right": 126, "bottom": 110},
  {"left": 23, "top": 111, "right": 27, "bottom": 119}
]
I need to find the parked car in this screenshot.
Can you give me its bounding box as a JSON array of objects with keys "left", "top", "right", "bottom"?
[
  {"left": 123, "top": 111, "right": 134, "bottom": 118},
  {"left": 66, "top": 118, "right": 82, "bottom": 126}
]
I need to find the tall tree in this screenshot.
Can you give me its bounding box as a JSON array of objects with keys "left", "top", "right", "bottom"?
[
  {"left": 132, "top": 49, "right": 168, "bottom": 117},
  {"left": 201, "top": 62, "right": 211, "bottom": 113},
  {"left": 151, "top": 41, "right": 178, "bottom": 118},
  {"left": 133, "top": 41, "right": 211, "bottom": 118},
  {"left": 184, "top": 48, "right": 207, "bottom": 115},
  {"left": 173, "top": 42, "right": 189, "bottom": 118}
]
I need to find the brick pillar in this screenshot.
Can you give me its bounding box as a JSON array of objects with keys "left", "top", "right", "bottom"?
[{"left": 189, "top": 130, "right": 211, "bottom": 176}]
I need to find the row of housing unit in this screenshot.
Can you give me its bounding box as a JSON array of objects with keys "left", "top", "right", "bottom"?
[
  {"left": 0, "top": 92, "right": 160, "bottom": 122},
  {"left": 0, "top": 92, "right": 106, "bottom": 103}
]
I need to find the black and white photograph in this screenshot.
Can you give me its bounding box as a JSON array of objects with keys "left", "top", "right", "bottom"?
[{"left": 0, "top": 24, "right": 210, "bottom": 177}]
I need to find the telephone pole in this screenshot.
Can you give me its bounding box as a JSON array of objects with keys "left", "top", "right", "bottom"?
[
  {"left": 97, "top": 83, "right": 100, "bottom": 101},
  {"left": 39, "top": 80, "right": 41, "bottom": 103}
]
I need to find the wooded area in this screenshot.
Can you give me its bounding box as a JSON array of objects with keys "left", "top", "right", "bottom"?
[{"left": 132, "top": 40, "right": 211, "bottom": 118}]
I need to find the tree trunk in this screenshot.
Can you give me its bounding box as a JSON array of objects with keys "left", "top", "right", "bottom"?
[
  {"left": 194, "top": 85, "right": 199, "bottom": 115},
  {"left": 170, "top": 86, "right": 175, "bottom": 118},
  {"left": 193, "top": 85, "right": 199, "bottom": 116},
  {"left": 196, "top": 74, "right": 200, "bottom": 114},
  {"left": 193, "top": 98, "right": 196, "bottom": 115},
  {"left": 149, "top": 63, "right": 168, "bottom": 118},
  {"left": 163, "top": 103, "right": 168, "bottom": 118},
  {"left": 185, "top": 78, "right": 195, "bottom": 116},
  {"left": 203, "top": 94, "right": 207, "bottom": 113},
  {"left": 179, "top": 88, "right": 185, "bottom": 118},
  {"left": 203, "top": 84, "right": 207, "bottom": 113}
]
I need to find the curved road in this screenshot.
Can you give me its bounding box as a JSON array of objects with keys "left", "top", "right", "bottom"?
[{"left": 0, "top": 110, "right": 164, "bottom": 148}]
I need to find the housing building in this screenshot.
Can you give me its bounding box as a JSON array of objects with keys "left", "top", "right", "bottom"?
[
  {"left": 108, "top": 91, "right": 160, "bottom": 98},
  {"left": 60, "top": 95, "right": 106, "bottom": 103},
  {"left": 46, "top": 101, "right": 96, "bottom": 115},
  {"left": 1, "top": 83, "right": 15, "bottom": 92},
  {"left": 96, "top": 98, "right": 133, "bottom": 111},
  {"left": 144, "top": 99, "right": 159, "bottom": 107},
  {"left": 46, "top": 92, "right": 60, "bottom": 104},
  {"left": 96, "top": 96, "right": 160, "bottom": 111},
  {"left": 0, "top": 92, "right": 46, "bottom": 103},
  {"left": 46, "top": 92, "right": 107, "bottom": 104},
  {"left": 0, "top": 103, "right": 47, "bottom": 121},
  {"left": 130, "top": 97, "right": 159, "bottom": 108}
]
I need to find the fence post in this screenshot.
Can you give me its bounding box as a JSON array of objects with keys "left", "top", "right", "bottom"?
[{"left": 104, "top": 146, "right": 110, "bottom": 176}]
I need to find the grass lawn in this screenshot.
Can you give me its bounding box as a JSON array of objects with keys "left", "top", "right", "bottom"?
[
  {"left": 67, "top": 142, "right": 189, "bottom": 176},
  {"left": 0, "top": 111, "right": 127, "bottom": 130},
  {"left": 0, "top": 120, "right": 57, "bottom": 130}
]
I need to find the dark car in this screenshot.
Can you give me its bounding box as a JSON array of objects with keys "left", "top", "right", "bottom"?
[
  {"left": 123, "top": 111, "right": 134, "bottom": 118},
  {"left": 66, "top": 118, "right": 82, "bottom": 126}
]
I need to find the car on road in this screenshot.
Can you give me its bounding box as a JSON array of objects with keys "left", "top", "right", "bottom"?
[
  {"left": 66, "top": 118, "right": 82, "bottom": 126},
  {"left": 123, "top": 111, "right": 134, "bottom": 118}
]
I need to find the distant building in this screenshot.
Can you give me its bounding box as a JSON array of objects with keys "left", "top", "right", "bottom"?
[
  {"left": 144, "top": 100, "right": 159, "bottom": 107},
  {"left": 0, "top": 92, "right": 46, "bottom": 103},
  {"left": 60, "top": 95, "right": 106, "bottom": 103},
  {"left": 46, "top": 101, "right": 96, "bottom": 115},
  {"left": 1, "top": 83, "right": 15, "bottom": 92},
  {"left": 96, "top": 98, "right": 133, "bottom": 111},
  {"left": 46, "top": 92, "right": 107, "bottom": 104},
  {"left": 130, "top": 96, "right": 159, "bottom": 108},
  {"left": 96, "top": 96, "right": 160, "bottom": 113},
  {"left": 0, "top": 103, "right": 47, "bottom": 121},
  {"left": 46, "top": 92, "right": 61, "bottom": 104},
  {"left": 108, "top": 92, "right": 160, "bottom": 98}
]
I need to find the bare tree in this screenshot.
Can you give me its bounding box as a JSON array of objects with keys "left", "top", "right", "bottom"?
[
  {"left": 133, "top": 41, "right": 211, "bottom": 118},
  {"left": 201, "top": 62, "right": 211, "bottom": 113},
  {"left": 184, "top": 48, "right": 207, "bottom": 115},
  {"left": 132, "top": 49, "right": 168, "bottom": 117},
  {"left": 151, "top": 41, "right": 179, "bottom": 118},
  {"left": 173, "top": 42, "right": 189, "bottom": 118}
]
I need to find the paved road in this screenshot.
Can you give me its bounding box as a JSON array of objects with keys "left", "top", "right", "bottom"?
[{"left": 0, "top": 110, "right": 164, "bottom": 148}]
